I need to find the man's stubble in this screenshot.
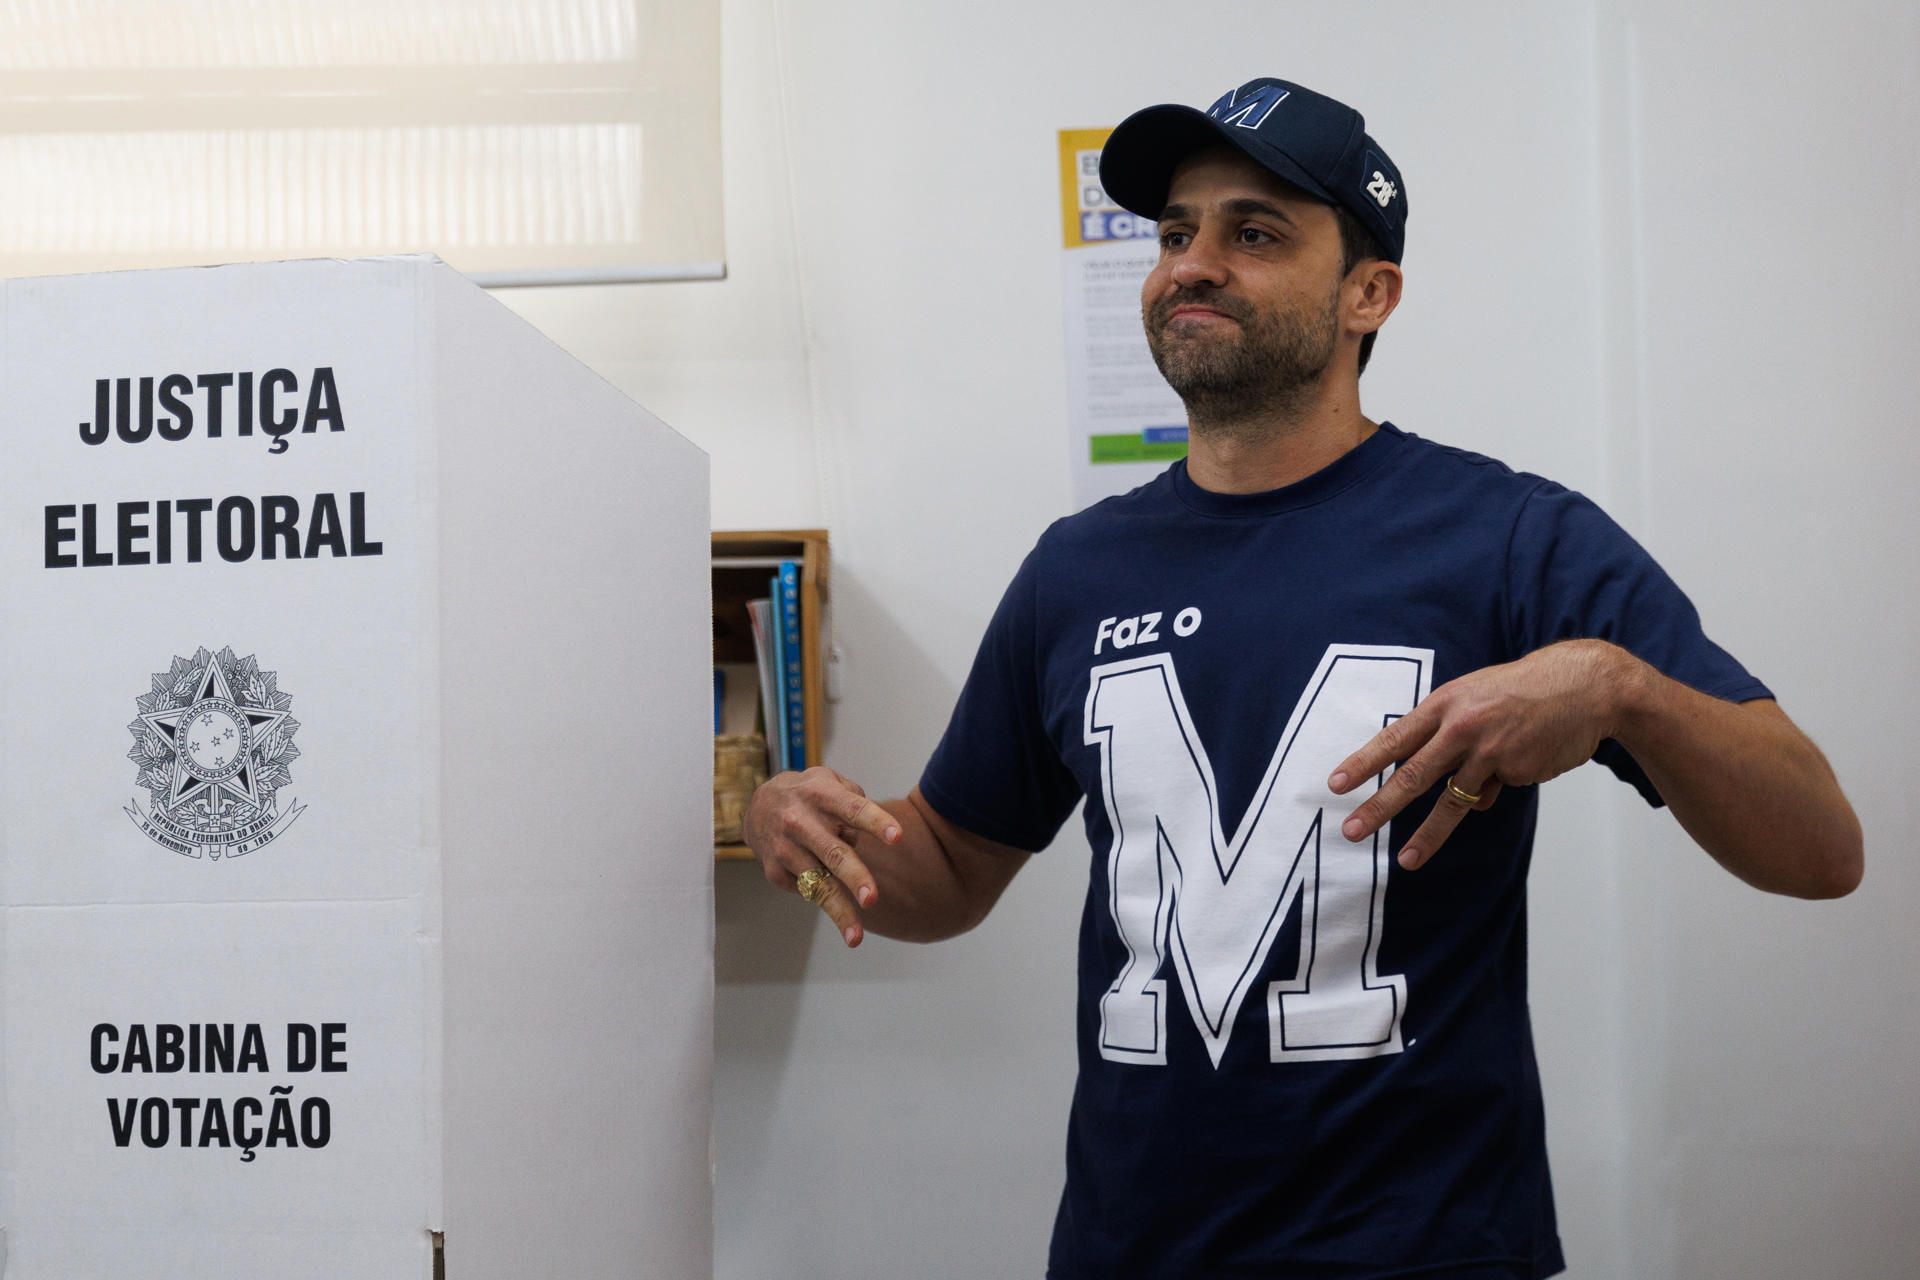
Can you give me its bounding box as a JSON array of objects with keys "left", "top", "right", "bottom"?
[{"left": 1144, "top": 279, "right": 1342, "bottom": 441}]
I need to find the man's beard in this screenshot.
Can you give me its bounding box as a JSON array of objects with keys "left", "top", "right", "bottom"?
[{"left": 1144, "top": 282, "right": 1340, "bottom": 434}]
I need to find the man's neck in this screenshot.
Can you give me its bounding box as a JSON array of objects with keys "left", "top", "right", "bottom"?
[{"left": 1182, "top": 382, "right": 1378, "bottom": 495}]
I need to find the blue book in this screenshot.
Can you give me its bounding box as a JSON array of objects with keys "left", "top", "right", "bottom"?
[
  {"left": 767, "top": 573, "right": 790, "bottom": 772},
  {"left": 778, "top": 560, "right": 807, "bottom": 769}
]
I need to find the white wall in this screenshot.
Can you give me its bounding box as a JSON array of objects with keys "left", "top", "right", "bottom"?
[
  {"left": 1599, "top": 4, "right": 1920, "bottom": 1276},
  {"left": 491, "top": 2, "right": 1919, "bottom": 1276}
]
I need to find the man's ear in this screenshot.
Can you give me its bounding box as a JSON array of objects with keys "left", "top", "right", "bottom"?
[{"left": 1348, "top": 259, "right": 1403, "bottom": 337}]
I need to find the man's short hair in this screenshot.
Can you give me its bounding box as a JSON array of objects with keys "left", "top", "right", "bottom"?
[{"left": 1334, "top": 205, "right": 1389, "bottom": 377}]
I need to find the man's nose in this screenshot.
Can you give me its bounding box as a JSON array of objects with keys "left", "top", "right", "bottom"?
[{"left": 1168, "top": 231, "right": 1230, "bottom": 289}]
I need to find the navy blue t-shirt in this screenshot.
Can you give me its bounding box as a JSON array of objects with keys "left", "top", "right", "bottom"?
[{"left": 919, "top": 424, "right": 1769, "bottom": 1280}]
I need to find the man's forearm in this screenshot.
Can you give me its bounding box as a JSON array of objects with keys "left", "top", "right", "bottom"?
[
  {"left": 1609, "top": 648, "right": 1862, "bottom": 898},
  {"left": 853, "top": 791, "right": 1026, "bottom": 943}
]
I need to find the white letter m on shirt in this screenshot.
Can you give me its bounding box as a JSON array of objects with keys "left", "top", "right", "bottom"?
[{"left": 1084, "top": 644, "right": 1432, "bottom": 1068}]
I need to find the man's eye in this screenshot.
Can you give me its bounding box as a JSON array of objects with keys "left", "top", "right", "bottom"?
[
  {"left": 1237, "top": 227, "right": 1273, "bottom": 244},
  {"left": 1159, "top": 230, "right": 1190, "bottom": 248}
]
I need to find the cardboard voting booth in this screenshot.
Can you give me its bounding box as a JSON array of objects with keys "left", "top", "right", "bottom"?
[{"left": 0, "top": 257, "right": 713, "bottom": 1278}]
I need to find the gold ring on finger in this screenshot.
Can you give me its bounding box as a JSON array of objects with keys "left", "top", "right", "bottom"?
[
  {"left": 1445, "top": 776, "right": 1483, "bottom": 806},
  {"left": 795, "top": 866, "right": 833, "bottom": 905}
]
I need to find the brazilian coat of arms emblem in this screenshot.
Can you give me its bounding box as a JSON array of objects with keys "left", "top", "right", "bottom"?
[{"left": 125, "top": 647, "right": 305, "bottom": 859}]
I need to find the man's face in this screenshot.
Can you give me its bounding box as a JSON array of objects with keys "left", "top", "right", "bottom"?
[{"left": 1141, "top": 147, "right": 1349, "bottom": 422}]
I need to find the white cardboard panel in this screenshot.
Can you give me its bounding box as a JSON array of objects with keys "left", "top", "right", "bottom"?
[
  {"left": 433, "top": 263, "right": 713, "bottom": 1280},
  {"left": 2, "top": 260, "right": 438, "bottom": 908},
  {"left": 0, "top": 255, "right": 712, "bottom": 1278},
  {"left": 5, "top": 904, "right": 431, "bottom": 1239},
  {"left": 6, "top": 1232, "right": 431, "bottom": 1280},
  {"left": 2, "top": 259, "right": 443, "bottom": 1279}
]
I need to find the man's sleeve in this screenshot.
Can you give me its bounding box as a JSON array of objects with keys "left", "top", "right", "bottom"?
[
  {"left": 917, "top": 545, "right": 1081, "bottom": 853},
  {"left": 1505, "top": 480, "right": 1774, "bottom": 807}
]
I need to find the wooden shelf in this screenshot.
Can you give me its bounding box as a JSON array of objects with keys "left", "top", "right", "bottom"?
[{"left": 712, "top": 529, "right": 828, "bottom": 860}]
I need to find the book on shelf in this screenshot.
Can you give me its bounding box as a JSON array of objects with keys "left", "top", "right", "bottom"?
[
  {"left": 777, "top": 559, "right": 807, "bottom": 771},
  {"left": 768, "top": 582, "right": 792, "bottom": 770},
  {"left": 745, "top": 597, "right": 780, "bottom": 776}
]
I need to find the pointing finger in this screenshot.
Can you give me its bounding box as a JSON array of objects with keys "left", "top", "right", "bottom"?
[
  {"left": 815, "top": 835, "right": 878, "bottom": 910},
  {"left": 825, "top": 793, "right": 898, "bottom": 909},
  {"left": 777, "top": 806, "right": 877, "bottom": 910},
  {"left": 810, "top": 871, "right": 865, "bottom": 947},
  {"left": 842, "top": 793, "right": 902, "bottom": 847},
  {"left": 1396, "top": 770, "right": 1489, "bottom": 871},
  {"left": 1330, "top": 699, "right": 1440, "bottom": 796},
  {"left": 1342, "top": 738, "right": 1454, "bottom": 842}
]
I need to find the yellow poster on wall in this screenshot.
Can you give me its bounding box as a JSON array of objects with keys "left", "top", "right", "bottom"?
[{"left": 1058, "top": 128, "right": 1187, "bottom": 510}]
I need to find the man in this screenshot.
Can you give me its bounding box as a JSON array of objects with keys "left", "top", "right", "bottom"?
[{"left": 743, "top": 77, "right": 1861, "bottom": 1278}]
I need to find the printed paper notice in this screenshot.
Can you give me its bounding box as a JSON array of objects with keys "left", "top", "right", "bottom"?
[
  {"left": 1060, "top": 127, "right": 1187, "bottom": 511},
  {"left": 1, "top": 259, "right": 438, "bottom": 1276}
]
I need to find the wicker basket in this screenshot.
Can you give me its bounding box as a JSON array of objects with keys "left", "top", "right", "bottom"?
[{"left": 713, "top": 733, "right": 769, "bottom": 846}]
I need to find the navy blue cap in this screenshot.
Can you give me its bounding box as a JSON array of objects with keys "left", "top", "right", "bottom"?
[{"left": 1100, "top": 77, "right": 1408, "bottom": 263}]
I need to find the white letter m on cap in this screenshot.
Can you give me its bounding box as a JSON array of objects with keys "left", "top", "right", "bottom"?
[
  {"left": 1085, "top": 644, "right": 1432, "bottom": 1068},
  {"left": 1207, "top": 83, "right": 1289, "bottom": 130}
]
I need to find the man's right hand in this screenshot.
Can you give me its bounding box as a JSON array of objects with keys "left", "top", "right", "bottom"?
[{"left": 742, "top": 766, "right": 903, "bottom": 947}]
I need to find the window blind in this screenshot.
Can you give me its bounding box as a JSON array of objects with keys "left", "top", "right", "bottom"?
[{"left": 0, "top": 0, "right": 721, "bottom": 284}]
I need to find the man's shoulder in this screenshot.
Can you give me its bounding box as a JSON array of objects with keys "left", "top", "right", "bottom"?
[
  {"left": 1384, "top": 424, "right": 1556, "bottom": 496},
  {"left": 1031, "top": 465, "right": 1179, "bottom": 550},
  {"left": 1379, "top": 427, "right": 1625, "bottom": 553}
]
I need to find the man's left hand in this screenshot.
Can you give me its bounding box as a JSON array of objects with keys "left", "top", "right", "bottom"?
[{"left": 1328, "top": 639, "right": 1635, "bottom": 870}]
